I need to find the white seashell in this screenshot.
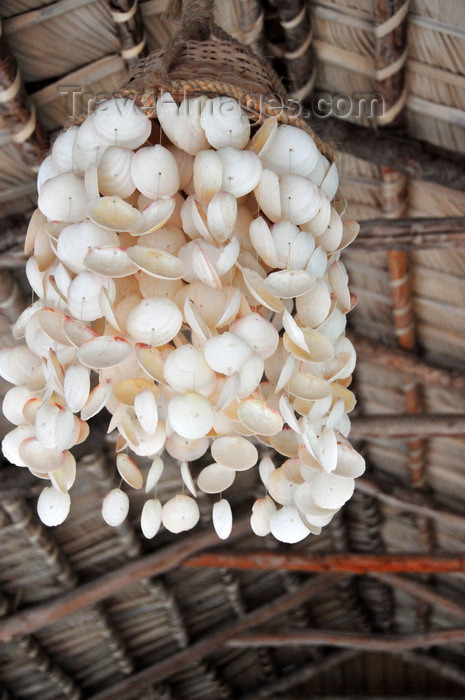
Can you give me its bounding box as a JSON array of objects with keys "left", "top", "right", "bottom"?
[
  {"left": 317, "top": 207, "right": 343, "bottom": 253},
  {"left": 127, "top": 246, "right": 185, "bottom": 280},
  {"left": 141, "top": 498, "right": 162, "bottom": 538},
  {"left": 269, "top": 505, "right": 310, "bottom": 543},
  {"left": 207, "top": 191, "right": 237, "bottom": 243},
  {"left": 240, "top": 267, "right": 284, "bottom": 313},
  {"left": 259, "top": 455, "right": 275, "bottom": 486},
  {"left": 238, "top": 352, "right": 264, "bottom": 399},
  {"left": 201, "top": 97, "right": 250, "bottom": 150},
  {"left": 214, "top": 372, "right": 240, "bottom": 412},
  {"left": 211, "top": 436, "right": 258, "bottom": 471},
  {"left": 63, "top": 317, "right": 98, "bottom": 348},
  {"left": 18, "top": 437, "right": 68, "bottom": 473},
  {"left": 64, "top": 364, "right": 91, "bottom": 413},
  {"left": 87, "top": 196, "right": 143, "bottom": 232},
  {"left": 51, "top": 127, "right": 78, "bottom": 173},
  {"left": 67, "top": 272, "right": 115, "bottom": 322},
  {"left": 267, "top": 466, "right": 298, "bottom": 505},
  {"left": 3, "top": 386, "right": 38, "bottom": 426},
  {"left": 280, "top": 174, "right": 320, "bottom": 225},
  {"left": 286, "top": 372, "right": 331, "bottom": 402},
  {"left": 97, "top": 147, "right": 135, "bottom": 198},
  {"left": 36, "top": 308, "right": 68, "bottom": 346},
  {"left": 260, "top": 124, "right": 319, "bottom": 176},
  {"left": 275, "top": 352, "right": 295, "bottom": 393},
  {"left": 251, "top": 495, "right": 276, "bottom": 536},
  {"left": 146, "top": 456, "right": 164, "bottom": 492},
  {"left": 307, "top": 152, "right": 330, "bottom": 186},
  {"left": 249, "top": 217, "right": 278, "bottom": 268},
  {"left": 288, "top": 230, "right": 315, "bottom": 270},
  {"left": 337, "top": 219, "right": 360, "bottom": 252},
  {"left": 2, "top": 424, "right": 36, "bottom": 466},
  {"left": 215, "top": 287, "right": 242, "bottom": 328},
  {"left": 116, "top": 453, "right": 143, "bottom": 489},
  {"left": 213, "top": 499, "right": 233, "bottom": 539},
  {"left": 38, "top": 172, "right": 88, "bottom": 222},
  {"left": 254, "top": 169, "right": 281, "bottom": 222},
  {"left": 157, "top": 93, "right": 209, "bottom": 156},
  {"left": 334, "top": 442, "right": 365, "bottom": 478},
  {"left": 204, "top": 332, "right": 253, "bottom": 375},
  {"left": 215, "top": 236, "right": 240, "bottom": 277},
  {"left": 237, "top": 399, "right": 283, "bottom": 436},
  {"left": 167, "top": 145, "right": 194, "bottom": 191},
  {"left": 127, "top": 297, "right": 182, "bottom": 345},
  {"left": 328, "top": 260, "right": 351, "bottom": 312},
  {"left": 248, "top": 116, "right": 278, "bottom": 155},
  {"left": 84, "top": 245, "right": 137, "bottom": 278},
  {"left": 180, "top": 194, "right": 212, "bottom": 242},
  {"left": 296, "top": 279, "right": 332, "bottom": 328},
  {"left": 168, "top": 391, "right": 215, "bottom": 439},
  {"left": 165, "top": 433, "right": 209, "bottom": 462},
  {"left": 311, "top": 471, "right": 355, "bottom": 509},
  {"left": 37, "top": 155, "right": 60, "bottom": 192},
  {"left": 278, "top": 395, "right": 301, "bottom": 433},
  {"left": 134, "top": 343, "right": 165, "bottom": 382},
  {"left": 80, "top": 379, "right": 112, "bottom": 420},
  {"left": 134, "top": 388, "right": 158, "bottom": 435},
  {"left": 72, "top": 118, "right": 107, "bottom": 174},
  {"left": 35, "top": 402, "right": 59, "bottom": 449},
  {"left": 270, "top": 221, "right": 300, "bottom": 268},
  {"left": 0, "top": 345, "right": 41, "bottom": 386},
  {"left": 321, "top": 162, "right": 339, "bottom": 202},
  {"left": 306, "top": 246, "right": 328, "bottom": 278},
  {"left": 180, "top": 461, "right": 197, "bottom": 497},
  {"left": 164, "top": 345, "right": 214, "bottom": 393},
  {"left": 301, "top": 192, "right": 331, "bottom": 236},
  {"left": 37, "top": 487, "right": 71, "bottom": 526},
  {"left": 217, "top": 147, "right": 262, "bottom": 198},
  {"left": 112, "top": 376, "right": 157, "bottom": 406},
  {"left": 57, "top": 221, "right": 119, "bottom": 274},
  {"left": 264, "top": 269, "right": 315, "bottom": 299},
  {"left": 84, "top": 162, "right": 99, "bottom": 200},
  {"left": 77, "top": 335, "right": 131, "bottom": 369},
  {"left": 91, "top": 97, "right": 151, "bottom": 148},
  {"left": 135, "top": 197, "right": 176, "bottom": 236},
  {"left": 193, "top": 150, "right": 223, "bottom": 205},
  {"left": 13, "top": 301, "right": 42, "bottom": 341},
  {"left": 162, "top": 494, "right": 200, "bottom": 533},
  {"left": 54, "top": 408, "right": 80, "bottom": 451},
  {"left": 131, "top": 146, "right": 180, "bottom": 199},
  {"left": 197, "top": 462, "right": 236, "bottom": 494},
  {"left": 102, "top": 488, "right": 130, "bottom": 526},
  {"left": 137, "top": 225, "right": 185, "bottom": 256},
  {"left": 129, "top": 420, "right": 166, "bottom": 457},
  {"left": 230, "top": 313, "right": 278, "bottom": 359}
]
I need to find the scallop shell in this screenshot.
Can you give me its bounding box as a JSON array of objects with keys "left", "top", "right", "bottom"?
[
  {"left": 321, "top": 161, "right": 339, "bottom": 202},
  {"left": 301, "top": 192, "right": 331, "bottom": 236},
  {"left": 269, "top": 505, "right": 310, "bottom": 543},
  {"left": 80, "top": 379, "right": 112, "bottom": 420},
  {"left": 251, "top": 495, "right": 276, "bottom": 536},
  {"left": 162, "top": 494, "right": 200, "bottom": 533},
  {"left": 87, "top": 196, "right": 143, "bottom": 232},
  {"left": 64, "top": 364, "right": 90, "bottom": 413},
  {"left": 146, "top": 456, "right": 164, "bottom": 492},
  {"left": 51, "top": 127, "right": 78, "bottom": 173},
  {"left": 37, "top": 487, "right": 71, "bottom": 526},
  {"left": 67, "top": 272, "right": 115, "bottom": 322},
  {"left": 37, "top": 155, "right": 60, "bottom": 192},
  {"left": 98, "top": 146, "right": 135, "bottom": 198},
  {"left": 135, "top": 197, "right": 176, "bottom": 236},
  {"left": 18, "top": 437, "right": 68, "bottom": 473},
  {"left": 240, "top": 267, "right": 284, "bottom": 313},
  {"left": 211, "top": 436, "right": 258, "bottom": 471},
  {"left": 204, "top": 332, "right": 253, "bottom": 375},
  {"left": 168, "top": 391, "right": 215, "bottom": 439},
  {"left": 91, "top": 97, "right": 151, "bottom": 149},
  {"left": 126, "top": 246, "right": 185, "bottom": 280},
  {"left": 197, "top": 462, "right": 236, "bottom": 494},
  {"left": 77, "top": 335, "right": 132, "bottom": 369},
  {"left": 193, "top": 150, "right": 223, "bottom": 205},
  {"left": 217, "top": 147, "right": 262, "bottom": 198},
  {"left": 212, "top": 499, "right": 233, "bottom": 539},
  {"left": 254, "top": 169, "right": 281, "bottom": 222},
  {"left": 157, "top": 93, "right": 209, "bottom": 156},
  {"left": 280, "top": 174, "right": 320, "bottom": 225},
  {"left": 116, "top": 453, "right": 144, "bottom": 489},
  {"left": 38, "top": 173, "right": 88, "bottom": 222},
  {"left": 264, "top": 269, "right": 315, "bottom": 298},
  {"left": 200, "top": 96, "right": 250, "bottom": 150},
  {"left": 260, "top": 124, "right": 319, "bottom": 176},
  {"left": 237, "top": 399, "right": 283, "bottom": 436},
  {"left": 57, "top": 221, "right": 119, "bottom": 274},
  {"left": 165, "top": 433, "right": 209, "bottom": 462},
  {"left": 131, "top": 146, "right": 180, "bottom": 199},
  {"left": 126, "top": 297, "right": 182, "bottom": 345},
  {"left": 2, "top": 424, "right": 36, "bottom": 466},
  {"left": 248, "top": 116, "right": 278, "bottom": 156},
  {"left": 296, "top": 279, "right": 332, "bottom": 328},
  {"left": 141, "top": 498, "right": 162, "bottom": 538},
  {"left": 230, "top": 313, "right": 278, "bottom": 359},
  {"left": 163, "top": 345, "right": 214, "bottom": 393},
  {"left": 102, "top": 488, "right": 129, "bottom": 526},
  {"left": 72, "top": 118, "right": 107, "bottom": 175},
  {"left": 84, "top": 245, "right": 138, "bottom": 278},
  {"left": 238, "top": 352, "right": 265, "bottom": 399},
  {"left": 311, "top": 471, "right": 355, "bottom": 509},
  {"left": 249, "top": 217, "right": 278, "bottom": 268},
  {"left": 318, "top": 207, "right": 343, "bottom": 253},
  {"left": 207, "top": 191, "right": 237, "bottom": 243}
]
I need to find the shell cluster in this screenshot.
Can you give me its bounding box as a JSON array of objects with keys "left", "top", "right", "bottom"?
[{"left": 1, "top": 95, "right": 364, "bottom": 543}]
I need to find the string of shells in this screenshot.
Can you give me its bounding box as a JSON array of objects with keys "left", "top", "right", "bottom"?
[{"left": 1, "top": 95, "right": 365, "bottom": 543}]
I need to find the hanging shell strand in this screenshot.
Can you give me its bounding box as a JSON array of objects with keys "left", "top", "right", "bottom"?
[{"left": 1, "top": 95, "right": 364, "bottom": 543}]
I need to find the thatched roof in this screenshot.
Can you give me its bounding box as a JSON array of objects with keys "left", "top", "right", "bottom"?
[{"left": 0, "top": 1, "right": 465, "bottom": 698}]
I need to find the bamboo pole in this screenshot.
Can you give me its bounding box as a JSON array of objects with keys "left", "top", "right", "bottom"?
[
  {"left": 354, "top": 217, "right": 465, "bottom": 250},
  {"left": 227, "top": 627, "right": 465, "bottom": 651},
  {"left": 183, "top": 551, "right": 465, "bottom": 575},
  {"left": 373, "top": 574, "right": 465, "bottom": 622},
  {"left": 88, "top": 574, "right": 345, "bottom": 700}
]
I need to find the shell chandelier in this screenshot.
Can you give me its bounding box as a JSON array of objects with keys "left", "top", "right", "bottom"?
[{"left": 1, "top": 93, "right": 365, "bottom": 543}]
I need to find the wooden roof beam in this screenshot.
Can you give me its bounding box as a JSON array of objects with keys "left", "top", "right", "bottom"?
[
  {"left": 354, "top": 216, "right": 465, "bottom": 250},
  {"left": 350, "top": 414, "right": 465, "bottom": 439},
  {"left": 310, "top": 116, "right": 465, "bottom": 192}
]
